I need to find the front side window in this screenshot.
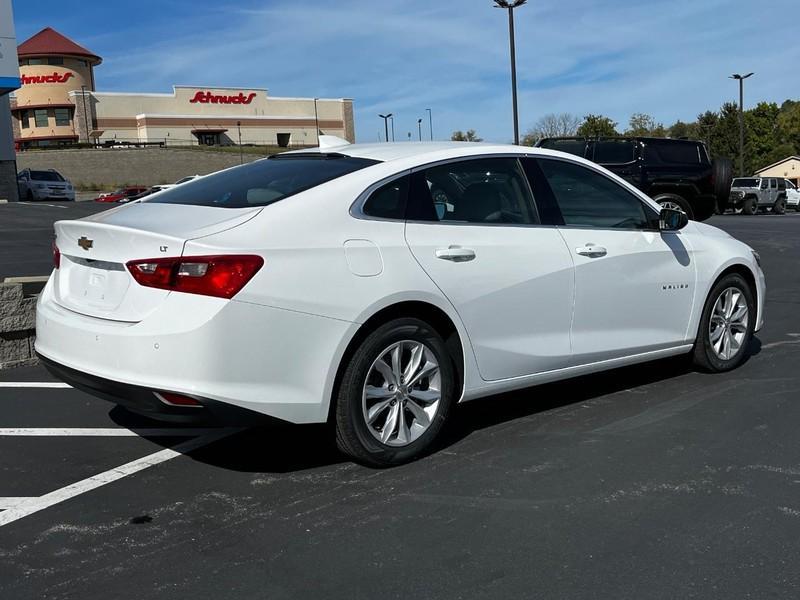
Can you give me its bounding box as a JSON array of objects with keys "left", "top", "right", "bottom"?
[
  {"left": 54, "top": 108, "right": 70, "bottom": 126},
  {"left": 33, "top": 109, "right": 48, "bottom": 127},
  {"left": 538, "top": 158, "right": 652, "bottom": 229},
  {"left": 148, "top": 154, "right": 378, "bottom": 209},
  {"left": 362, "top": 176, "right": 408, "bottom": 219},
  {"left": 408, "top": 158, "right": 538, "bottom": 224}
]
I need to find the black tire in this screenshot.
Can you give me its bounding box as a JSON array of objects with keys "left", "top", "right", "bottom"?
[
  {"left": 692, "top": 273, "right": 755, "bottom": 372},
  {"left": 742, "top": 198, "right": 757, "bottom": 215},
  {"left": 655, "top": 195, "right": 695, "bottom": 220},
  {"left": 712, "top": 158, "right": 733, "bottom": 212},
  {"left": 772, "top": 198, "right": 786, "bottom": 215},
  {"left": 335, "top": 318, "right": 456, "bottom": 467}
]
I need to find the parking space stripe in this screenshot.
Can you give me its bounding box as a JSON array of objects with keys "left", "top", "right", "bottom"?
[
  {"left": 0, "top": 497, "right": 37, "bottom": 510},
  {"left": 0, "top": 382, "right": 72, "bottom": 388},
  {"left": 0, "top": 427, "right": 241, "bottom": 528},
  {"left": 0, "top": 428, "right": 223, "bottom": 436}
]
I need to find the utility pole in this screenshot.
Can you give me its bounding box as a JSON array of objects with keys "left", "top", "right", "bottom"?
[
  {"left": 494, "top": 1, "right": 526, "bottom": 145},
  {"left": 730, "top": 72, "right": 754, "bottom": 177}
]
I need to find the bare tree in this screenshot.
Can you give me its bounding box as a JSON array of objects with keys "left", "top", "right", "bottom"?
[
  {"left": 451, "top": 129, "right": 483, "bottom": 142},
  {"left": 522, "top": 113, "right": 581, "bottom": 145}
]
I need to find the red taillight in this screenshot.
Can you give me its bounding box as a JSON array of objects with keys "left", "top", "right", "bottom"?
[
  {"left": 126, "top": 255, "right": 263, "bottom": 299},
  {"left": 52, "top": 240, "right": 61, "bottom": 269},
  {"left": 154, "top": 392, "right": 203, "bottom": 407}
]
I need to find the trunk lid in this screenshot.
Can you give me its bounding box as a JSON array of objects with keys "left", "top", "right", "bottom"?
[{"left": 52, "top": 203, "right": 261, "bottom": 322}]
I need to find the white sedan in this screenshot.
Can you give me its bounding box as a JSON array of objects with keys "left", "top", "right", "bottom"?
[{"left": 36, "top": 138, "right": 765, "bottom": 466}]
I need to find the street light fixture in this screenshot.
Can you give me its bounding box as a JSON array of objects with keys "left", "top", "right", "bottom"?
[
  {"left": 417, "top": 118, "right": 423, "bottom": 141},
  {"left": 730, "top": 72, "right": 754, "bottom": 177},
  {"left": 426, "top": 108, "right": 433, "bottom": 141},
  {"left": 494, "top": 0, "right": 527, "bottom": 145},
  {"left": 379, "top": 113, "right": 393, "bottom": 142}
]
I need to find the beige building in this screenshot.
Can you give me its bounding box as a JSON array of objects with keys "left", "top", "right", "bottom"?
[
  {"left": 755, "top": 156, "right": 800, "bottom": 187},
  {"left": 11, "top": 27, "right": 355, "bottom": 149}
]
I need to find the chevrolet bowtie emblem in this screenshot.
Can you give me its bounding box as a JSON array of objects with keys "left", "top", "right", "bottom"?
[{"left": 78, "top": 236, "right": 93, "bottom": 251}]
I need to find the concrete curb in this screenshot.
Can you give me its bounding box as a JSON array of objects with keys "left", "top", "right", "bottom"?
[{"left": 0, "top": 282, "right": 39, "bottom": 370}]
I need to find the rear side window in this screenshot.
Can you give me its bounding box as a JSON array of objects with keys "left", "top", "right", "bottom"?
[
  {"left": 643, "top": 141, "right": 702, "bottom": 165},
  {"left": 147, "top": 155, "right": 378, "bottom": 208},
  {"left": 408, "top": 158, "right": 538, "bottom": 225},
  {"left": 362, "top": 176, "right": 408, "bottom": 219},
  {"left": 538, "top": 139, "right": 587, "bottom": 158},
  {"left": 537, "top": 158, "right": 651, "bottom": 229},
  {"left": 593, "top": 140, "right": 636, "bottom": 164}
]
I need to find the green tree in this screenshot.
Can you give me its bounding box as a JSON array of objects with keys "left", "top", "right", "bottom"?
[
  {"left": 576, "top": 114, "right": 618, "bottom": 137},
  {"left": 744, "top": 102, "right": 781, "bottom": 174},
  {"left": 626, "top": 113, "right": 657, "bottom": 136},
  {"left": 668, "top": 120, "right": 697, "bottom": 139},
  {"left": 451, "top": 129, "right": 483, "bottom": 142},
  {"left": 709, "top": 103, "right": 740, "bottom": 163},
  {"left": 777, "top": 100, "right": 800, "bottom": 152},
  {"left": 695, "top": 110, "right": 719, "bottom": 153}
]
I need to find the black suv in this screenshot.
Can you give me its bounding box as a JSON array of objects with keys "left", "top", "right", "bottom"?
[{"left": 535, "top": 137, "right": 732, "bottom": 221}]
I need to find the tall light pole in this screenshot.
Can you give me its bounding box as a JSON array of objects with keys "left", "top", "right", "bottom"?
[
  {"left": 494, "top": 0, "right": 526, "bottom": 145},
  {"left": 730, "top": 72, "right": 754, "bottom": 177},
  {"left": 80, "top": 84, "right": 90, "bottom": 145},
  {"left": 389, "top": 115, "right": 395, "bottom": 141},
  {"left": 313, "top": 98, "right": 320, "bottom": 145},
  {"left": 426, "top": 108, "right": 433, "bottom": 141},
  {"left": 237, "top": 121, "right": 243, "bottom": 164},
  {"left": 417, "top": 118, "right": 423, "bottom": 141},
  {"left": 379, "top": 113, "right": 392, "bottom": 142}
]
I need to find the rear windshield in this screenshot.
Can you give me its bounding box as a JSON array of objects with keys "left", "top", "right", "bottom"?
[
  {"left": 29, "top": 171, "right": 64, "bottom": 182},
  {"left": 732, "top": 178, "right": 759, "bottom": 188},
  {"left": 537, "top": 139, "right": 587, "bottom": 157},
  {"left": 147, "top": 154, "right": 379, "bottom": 208}
]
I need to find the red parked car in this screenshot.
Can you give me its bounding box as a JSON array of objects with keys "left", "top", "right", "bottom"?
[{"left": 95, "top": 186, "right": 148, "bottom": 203}]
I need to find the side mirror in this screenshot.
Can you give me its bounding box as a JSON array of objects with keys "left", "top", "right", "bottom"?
[{"left": 659, "top": 208, "right": 688, "bottom": 231}]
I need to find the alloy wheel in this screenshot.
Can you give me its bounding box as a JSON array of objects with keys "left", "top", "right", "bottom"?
[
  {"left": 659, "top": 200, "right": 685, "bottom": 213},
  {"left": 362, "top": 340, "right": 441, "bottom": 447},
  {"left": 708, "top": 287, "right": 749, "bottom": 360}
]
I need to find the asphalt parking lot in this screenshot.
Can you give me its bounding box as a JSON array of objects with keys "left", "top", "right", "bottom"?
[{"left": 1, "top": 205, "right": 800, "bottom": 599}]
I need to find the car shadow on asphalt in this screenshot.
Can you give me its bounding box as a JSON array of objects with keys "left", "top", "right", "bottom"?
[{"left": 108, "top": 338, "right": 762, "bottom": 473}]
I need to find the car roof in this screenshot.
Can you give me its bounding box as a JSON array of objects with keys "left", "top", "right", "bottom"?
[{"left": 283, "top": 141, "right": 565, "bottom": 164}]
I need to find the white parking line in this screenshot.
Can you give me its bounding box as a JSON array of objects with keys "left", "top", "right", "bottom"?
[
  {"left": 0, "top": 382, "right": 72, "bottom": 388},
  {"left": 18, "top": 202, "right": 69, "bottom": 209},
  {"left": 0, "top": 427, "right": 241, "bottom": 527},
  {"left": 0, "top": 428, "right": 221, "bottom": 436},
  {"left": 0, "top": 497, "right": 36, "bottom": 510}
]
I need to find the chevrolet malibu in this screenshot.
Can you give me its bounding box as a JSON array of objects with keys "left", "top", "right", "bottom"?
[{"left": 36, "top": 138, "right": 765, "bottom": 466}]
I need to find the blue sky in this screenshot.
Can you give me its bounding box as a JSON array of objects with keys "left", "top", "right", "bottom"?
[{"left": 12, "top": 0, "right": 800, "bottom": 143}]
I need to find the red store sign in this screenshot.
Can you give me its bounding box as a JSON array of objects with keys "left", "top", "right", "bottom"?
[
  {"left": 189, "top": 91, "right": 257, "bottom": 105},
  {"left": 20, "top": 72, "right": 74, "bottom": 85}
]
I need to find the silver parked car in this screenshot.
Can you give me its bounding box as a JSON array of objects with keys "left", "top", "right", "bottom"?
[{"left": 17, "top": 169, "right": 76, "bottom": 202}]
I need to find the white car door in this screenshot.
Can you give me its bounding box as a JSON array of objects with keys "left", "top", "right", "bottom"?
[
  {"left": 534, "top": 157, "right": 696, "bottom": 365},
  {"left": 404, "top": 157, "right": 574, "bottom": 382}
]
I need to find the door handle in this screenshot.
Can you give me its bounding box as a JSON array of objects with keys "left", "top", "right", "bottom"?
[
  {"left": 436, "top": 246, "right": 476, "bottom": 262},
  {"left": 575, "top": 245, "right": 607, "bottom": 258}
]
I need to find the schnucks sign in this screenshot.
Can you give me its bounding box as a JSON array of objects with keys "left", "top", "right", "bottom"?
[
  {"left": 20, "top": 72, "right": 74, "bottom": 85},
  {"left": 189, "top": 91, "right": 257, "bottom": 105}
]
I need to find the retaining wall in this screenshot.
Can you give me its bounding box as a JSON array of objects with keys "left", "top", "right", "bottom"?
[
  {"left": 0, "top": 283, "right": 38, "bottom": 369},
  {"left": 15, "top": 147, "right": 266, "bottom": 189}
]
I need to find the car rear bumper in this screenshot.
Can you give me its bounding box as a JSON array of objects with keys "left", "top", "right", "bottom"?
[{"left": 35, "top": 277, "right": 357, "bottom": 424}]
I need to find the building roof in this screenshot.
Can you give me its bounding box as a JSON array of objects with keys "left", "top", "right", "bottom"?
[
  {"left": 755, "top": 155, "right": 800, "bottom": 174},
  {"left": 17, "top": 27, "right": 102, "bottom": 64}
]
